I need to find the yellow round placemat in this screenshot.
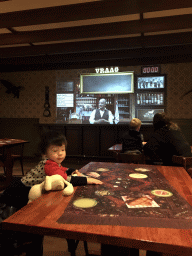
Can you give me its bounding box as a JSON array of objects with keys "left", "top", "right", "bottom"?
[
  {"left": 151, "top": 190, "right": 173, "bottom": 197},
  {"left": 135, "top": 168, "right": 150, "bottom": 172},
  {"left": 129, "top": 173, "right": 148, "bottom": 179},
  {"left": 73, "top": 198, "right": 97, "bottom": 208},
  {"left": 96, "top": 168, "right": 109, "bottom": 172}
]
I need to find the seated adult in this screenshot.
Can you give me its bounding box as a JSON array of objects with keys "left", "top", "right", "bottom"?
[
  {"left": 143, "top": 112, "right": 192, "bottom": 166},
  {"left": 121, "top": 118, "right": 143, "bottom": 154},
  {"left": 89, "top": 98, "right": 114, "bottom": 124}
]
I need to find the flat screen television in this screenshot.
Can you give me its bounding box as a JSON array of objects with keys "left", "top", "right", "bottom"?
[
  {"left": 80, "top": 72, "right": 134, "bottom": 94},
  {"left": 136, "top": 109, "right": 164, "bottom": 122},
  {"left": 137, "top": 75, "right": 165, "bottom": 89}
]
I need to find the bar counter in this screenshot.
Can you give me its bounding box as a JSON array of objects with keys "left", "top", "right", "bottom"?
[
  {"left": 39, "top": 123, "right": 153, "bottom": 158},
  {"left": 0, "top": 118, "right": 191, "bottom": 159}
]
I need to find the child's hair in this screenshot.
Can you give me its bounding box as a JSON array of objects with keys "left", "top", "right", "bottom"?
[
  {"left": 39, "top": 130, "right": 67, "bottom": 155},
  {"left": 130, "top": 118, "right": 142, "bottom": 129}
]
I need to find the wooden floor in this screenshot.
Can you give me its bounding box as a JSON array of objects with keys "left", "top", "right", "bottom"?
[{"left": 0, "top": 157, "right": 146, "bottom": 256}]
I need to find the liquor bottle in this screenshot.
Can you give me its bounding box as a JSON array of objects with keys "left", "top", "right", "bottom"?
[
  {"left": 138, "top": 78, "right": 141, "bottom": 89},
  {"left": 140, "top": 94, "right": 143, "bottom": 105},
  {"left": 151, "top": 94, "right": 154, "bottom": 104},
  {"left": 160, "top": 93, "right": 164, "bottom": 104},
  {"left": 143, "top": 80, "right": 146, "bottom": 89},
  {"left": 143, "top": 94, "right": 146, "bottom": 105},
  {"left": 157, "top": 94, "right": 161, "bottom": 104},
  {"left": 141, "top": 80, "right": 144, "bottom": 88},
  {"left": 154, "top": 94, "right": 157, "bottom": 105},
  {"left": 148, "top": 94, "right": 152, "bottom": 104},
  {"left": 137, "top": 94, "right": 140, "bottom": 105},
  {"left": 146, "top": 94, "right": 149, "bottom": 104}
]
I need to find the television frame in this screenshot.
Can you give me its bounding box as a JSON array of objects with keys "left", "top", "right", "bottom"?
[
  {"left": 136, "top": 109, "right": 165, "bottom": 122},
  {"left": 136, "top": 74, "right": 166, "bottom": 90},
  {"left": 80, "top": 72, "right": 134, "bottom": 94}
]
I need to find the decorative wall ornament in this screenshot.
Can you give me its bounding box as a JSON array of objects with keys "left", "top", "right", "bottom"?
[
  {"left": 43, "top": 86, "right": 51, "bottom": 117},
  {"left": 0, "top": 79, "right": 24, "bottom": 98}
]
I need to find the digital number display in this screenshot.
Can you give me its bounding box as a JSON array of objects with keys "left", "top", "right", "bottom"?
[{"left": 141, "top": 66, "right": 160, "bottom": 74}]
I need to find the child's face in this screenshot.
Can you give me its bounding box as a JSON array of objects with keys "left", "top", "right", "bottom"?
[{"left": 45, "top": 144, "right": 66, "bottom": 165}]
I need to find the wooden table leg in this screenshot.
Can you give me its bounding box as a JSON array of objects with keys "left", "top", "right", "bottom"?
[
  {"left": 101, "top": 244, "right": 139, "bottom": 256},
  {"left": 3, "top": 147, "right": 13, "bottom": 186}
]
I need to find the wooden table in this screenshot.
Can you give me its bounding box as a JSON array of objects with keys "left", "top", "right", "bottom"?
[
  {"left": 2, "top": 162, "right": 192, "bottom": 256},
  {"left": 108, "top": 144, "right": 122, "bottom": 161},
  {"left": 108, "top": 142, "right": 147, "bottom": 153},
  {"left": 0, "top": 138, "right": 28, "bottom": 189},
  {"left": 108, "top": 143, "right": 122, "bottom": 152}
]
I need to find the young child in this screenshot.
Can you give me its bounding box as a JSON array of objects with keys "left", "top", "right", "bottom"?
[
  {"left": 0, "top": 131, "right": 102, "bottom": 217},
  {"left": 121, "top": 118, "right": 143, "bottom": 154},
  {"left": 21, "top": 130, "right": 102, "bottom": 187}
]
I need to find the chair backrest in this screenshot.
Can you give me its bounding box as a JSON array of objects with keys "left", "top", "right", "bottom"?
[
  {"left": 172, "top": 155, "right": 192, "bottom": 170},
  {"left": 118, "top": 152, "right": 145, "bottom": 164},
  {"left": 11, "top": 144, "right": 24, "bottom": 157},
  {"left": 112, "top": 151, "right": 119, "bottom": 162}
]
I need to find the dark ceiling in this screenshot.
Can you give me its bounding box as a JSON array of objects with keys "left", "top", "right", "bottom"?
[{"left": 1, "top": 0, "right": 192, "bottom": 71}]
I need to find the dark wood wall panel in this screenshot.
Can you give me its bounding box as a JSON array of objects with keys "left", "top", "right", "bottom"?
[
  {"left": 82, "top": 126, "right": 99, "bottom": 156},
  {"left": 99, "top": 125, "right": 117, "bottom": 157},
  {"left": 65, "top": 126, "right": 82, "bottom": 156}
]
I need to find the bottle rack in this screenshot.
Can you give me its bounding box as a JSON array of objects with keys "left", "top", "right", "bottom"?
[
  {"left": 117, "top": 95, "right": 130, "bottom": 119},
  {"left": 76, "top": 97, "right": 97, "bottom": 120},
  {"left": 135, "top": 74, "right": 166, "bottom": 122},
  {"left": 136, "top": 92, "right": 164, "bottom": 106}
]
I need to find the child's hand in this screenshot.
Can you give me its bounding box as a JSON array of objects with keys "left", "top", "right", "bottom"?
[
  {"left": 87, "top": 177, "right": 103, "bottom": 185},
  {"left": 72, "top": 170, "right": 84, "bottom": 176}
]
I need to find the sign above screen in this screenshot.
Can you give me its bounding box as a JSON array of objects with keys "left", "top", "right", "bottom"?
[{"left": 80, "top": 72, "right": 134, "bottom": 94}]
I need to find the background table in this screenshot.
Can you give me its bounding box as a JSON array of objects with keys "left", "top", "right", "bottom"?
[
  {"left": 2, "top": 162, "right": 192, "bottom": 255},
  {"left": 108, "top": 144, "right": 192, "bottom": 152},
  {"left": 0, "top": 138, "right": 28, "bottom": 189},
  {"left": 108, "top": 144, "right": 122, "bottom": 152}
]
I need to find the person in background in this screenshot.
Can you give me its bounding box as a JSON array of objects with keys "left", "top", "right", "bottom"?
[
  {"left": 143, "top": 112, "right": 192, "bottom": 166},
  {"left": 89, "top": 98, "right": 114, "bottom": 124},
  {"left": 121, "top": 118, "right": 143, "bottom": 154}
]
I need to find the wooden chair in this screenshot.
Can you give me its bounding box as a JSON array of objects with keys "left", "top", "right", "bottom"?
[
  {"left": 118, "top": 152, "right": 145, "bottom": 164},
  {"left": 10, "top": 144, "right": 25, "bottom": 175},
  {"left": 112, "top": 151, "right": 120, "bottom": 162},
  {"left": 0, "top": 159, "right": 11, "bottom": 192},
  {"left": 0, "top": 229, "right": 44, "bottom": 256},
  {"left": 172, "top": 155, "right": 192, "bottom": 170},
  {"left": 0, "top": 144, "right": 24, "bottom": 176},
  {"left": 172, "top": 155, "right": 192, "bottom": 177}
]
